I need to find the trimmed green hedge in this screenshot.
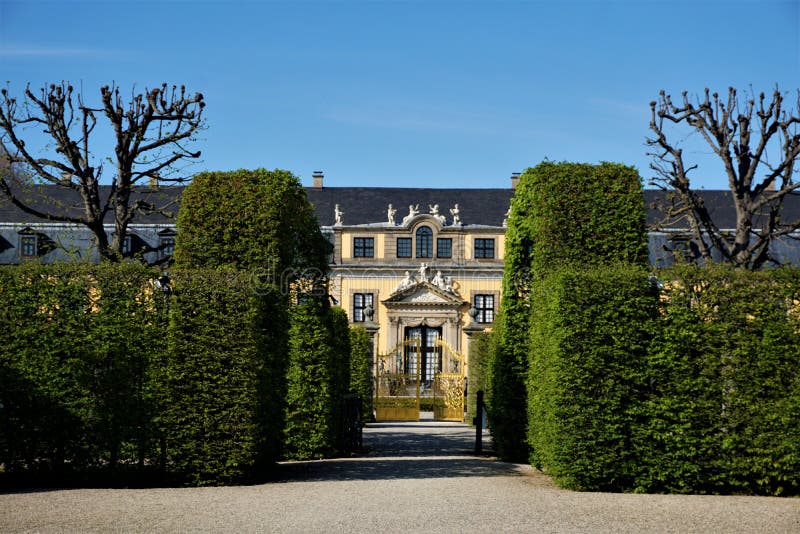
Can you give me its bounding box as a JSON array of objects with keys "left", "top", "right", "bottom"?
[
  {"left": 526, "top": 265, "right": 800, "bottom": 495},
  {"left": 0, "top": 263, "right": 166, "bottom": 482},
  {"left": 349, "top": 326, "right": 374, "bottom": 421},
  {"left": 635, "top": 266, "right": 800, "bottom": 495},
  {"left": 527, "top": 265, "right": 654, "bottom": 490},
  {"left": 467, "top": 331, "right": 491, "bottom": 426},
  {"left": 491, "top": 161, "right": 648, "bottom": 462},
  {"left": 521, "top": 161, "right": 648, "bottom": 275},
  {"left": 175, "top": 168, "right": 330, "bottom": 275},
  {"left": 158, "top": 269, "right": 285, "bottom": 486},
  {"left": 0, "top": 265, "right": 294, "bottom": 487},
  {"left": 284, "top": 303, "right": 351, "bottom": 460},
  {"left": 1, "top": 263, "right": 358, "bottom": 486}
]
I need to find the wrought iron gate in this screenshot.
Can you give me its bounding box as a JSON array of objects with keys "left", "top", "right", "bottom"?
[
  {"left": 432, "top": 339, "right": 465, "bottom": 422},
  {"left": 375, "top": 339, "right": 421, "bottom": 421},
  {"left": 375, "top": 337, "right": 466, "bottom": 422}
]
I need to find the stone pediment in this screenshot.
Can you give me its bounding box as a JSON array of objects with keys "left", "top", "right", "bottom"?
[{"left": 383, "top": 281, "right": 465, "bottom": 306}]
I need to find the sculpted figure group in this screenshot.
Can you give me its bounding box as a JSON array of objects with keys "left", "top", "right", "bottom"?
[{"left": 390, "top": 203, "right": 463, "bottom": 226}]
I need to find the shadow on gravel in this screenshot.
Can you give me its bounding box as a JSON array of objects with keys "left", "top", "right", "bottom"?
[
  {"left": 363, "top": 423, "right": 490, "bottom": 457},
  {"left": 275, "top": 457, "right": 521, "bottom": 482},
  {"left": 1, "top": 421, "right": 507, "bottom": 489},
  {"left": 275, "top": 421, "right": 511, "bottom": 482}
]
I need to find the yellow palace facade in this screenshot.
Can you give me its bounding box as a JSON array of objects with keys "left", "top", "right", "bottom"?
[{"left": 305, "top": 172, "right": 514, "bottom": 420}]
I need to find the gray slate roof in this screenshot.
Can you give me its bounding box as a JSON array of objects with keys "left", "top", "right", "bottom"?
[
  {"left": 2, "top": 185, "right": 800, "bottom": 231},
  {"left": 305, "top": 187, "right": 514, "bottom": 227},
  {"left": 644, "top": 190, "right": 800, "bottom": 230},
  {"left": 0, "top": 186, "right": 182, "bottom": 225}
]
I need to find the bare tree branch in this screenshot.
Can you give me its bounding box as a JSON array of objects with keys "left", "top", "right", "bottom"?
[
  {"left": 0, "top": 81, "right": 204, "bottom": 261},
  {"left": 647, "top": 86, "right": 800, "bottom": 269}
]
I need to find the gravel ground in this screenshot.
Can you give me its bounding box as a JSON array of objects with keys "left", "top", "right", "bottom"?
[{"left": 1, "top": 420, "right": 798, "bottom": 533}]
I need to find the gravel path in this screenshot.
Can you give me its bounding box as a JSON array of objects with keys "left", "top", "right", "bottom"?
[{"left": 1, "top": 420, "right": 798, "bottom": 533}]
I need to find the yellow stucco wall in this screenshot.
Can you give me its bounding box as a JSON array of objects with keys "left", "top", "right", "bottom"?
[
  {"left": 341, "top": 232, "right": 352, "bottom": 259},
  {"left": 497, "top": 234, "right": 505, "bottom": 259},
  {"left": 375, "top": 234, "right": 385, "bottom": 259}
]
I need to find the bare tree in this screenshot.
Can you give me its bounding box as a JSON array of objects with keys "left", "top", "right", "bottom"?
[
  {"left": 647, "top": 87, "right": 800, "bottom": 269},
  {"left": 0, "top": 82, "right": 204, "bottom": 261}
]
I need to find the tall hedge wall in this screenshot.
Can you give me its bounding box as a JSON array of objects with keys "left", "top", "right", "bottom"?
[
  {"left": 349, "top": 326, "right": 374, "bottom": 421},
  {"left": 526, "top": 265, "right": 800, "bottom": 495},
  {"left": 521, "top": 161, "right": 648, "bottom": 274},
  {"left": 158, "top": 269, "right": 286, "bottom": 486},
  {"left": 0, "top": 263, "right": 166, "bottom": 482},
  {"left": 466, "top": 331, "right": 491, "bottom": 426},
  {"left": 491, "top": 160, "right": 648, "bottom": 462},
  {"left": 0, "top": 265, "right": 292, "bottom": 487},
  {"left": 635, "top": 266, "right": 800, "bottom": 495},
  {"left": 174, "top": 168, "right": 330, "bottom": 276},
  {"left": 527, "top": 265, "right": 654, "bottom": 490},
  {"left": 284, "top": 302, "right": 351, "bottom": 460}
]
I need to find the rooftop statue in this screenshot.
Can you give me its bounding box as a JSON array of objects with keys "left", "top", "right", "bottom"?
[
  {"left": 402, "top": 204, "right": 420, "bottom": 225},
  {"left": 429, "top": 204, "right": 446, "bottom": 224},
  {"left": 387, "top": 204, "right": 396, "bottom": 225},
  {"left": 334, "top": 204, "right": 344, "bottom": 226},
  {"left": 450, "top": 204, "right": 461, "bottom": 226}
]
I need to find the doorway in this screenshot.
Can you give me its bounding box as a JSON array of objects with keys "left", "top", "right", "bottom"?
[{"left": 404, "top": 325, "right": 442, "bottom": 387}]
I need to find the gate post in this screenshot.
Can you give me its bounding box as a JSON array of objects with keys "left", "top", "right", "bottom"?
[{"left": 474, "top": 390, "right": 484, "bottom": 454}]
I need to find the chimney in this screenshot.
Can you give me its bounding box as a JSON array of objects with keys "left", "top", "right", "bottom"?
[
  {"left": 312, "top": 170, "right": 324, "bottom": 189},
  {"left": 511, "top": 172, "right": 521, "bottom": 190}
]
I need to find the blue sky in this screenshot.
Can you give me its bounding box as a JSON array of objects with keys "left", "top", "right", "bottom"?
[{"left": 1, "top": 0, "right": 798, "bottom": 189}]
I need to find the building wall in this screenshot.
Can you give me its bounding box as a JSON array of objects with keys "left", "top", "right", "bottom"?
[{"left": 331, "top": 215, "right": 506, "bottom": 380}]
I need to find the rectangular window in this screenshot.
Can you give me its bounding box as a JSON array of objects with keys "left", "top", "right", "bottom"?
[
  {"left": 353, "top": 293, "right": 374, "bottom": 322},
  {"left": 474, "top": 294, "right": 495, "bottom": 323},
  {"left": 353, "top": 237, "right": 374, "bottom": 258},
  {"left": 474, "top": 238, "right": 495, "bottom": 259},
  {"left": 161, "top": 237, "right": 175, "bottom": 258},
  {"left": 20, "top": 235, "right": 37, "bottom": 258},
  {"left": 397, "top": 237, "right": 412, "bottom": 258},
  {"left": 436, "top": 238, "right": 452, "bottom": 258}
]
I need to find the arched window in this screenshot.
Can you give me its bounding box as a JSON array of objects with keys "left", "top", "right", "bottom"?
[{"left": 416, "top": 226, "right": 433, "bottom": 258}]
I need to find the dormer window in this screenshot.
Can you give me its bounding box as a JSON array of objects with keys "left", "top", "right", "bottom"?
[
  {"left": 161, "top": 237, "right": 175, "bottom": 258},
  {"left": 17, "top": 227, "right": 53, "bottom": 260},
  {"left": 122, "top": 235, "right": 132, "bottom": 255},
  {"left": 20, "top": 234, "right": 37, "bottom": 258},
  {"left": 158, "top": 229, "right": 177, "bottom": 259}
]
